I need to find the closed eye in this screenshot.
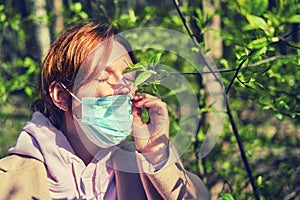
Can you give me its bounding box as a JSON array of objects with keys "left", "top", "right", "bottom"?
[{"left": 96, "top": 78, "right": 108, "bottom": 82}]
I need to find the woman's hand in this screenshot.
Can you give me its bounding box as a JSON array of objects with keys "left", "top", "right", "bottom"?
[{"left": 132, "top": 93, "right": 170, "bottom": 158}]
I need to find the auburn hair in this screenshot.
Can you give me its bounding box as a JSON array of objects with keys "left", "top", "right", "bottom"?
[{"left": 31, "top": 19, "right": 133, "bottom": 130}]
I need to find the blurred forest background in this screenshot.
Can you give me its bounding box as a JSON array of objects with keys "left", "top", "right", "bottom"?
[{"left": 0, "top": 0, "right": 299, "bottom": 199}]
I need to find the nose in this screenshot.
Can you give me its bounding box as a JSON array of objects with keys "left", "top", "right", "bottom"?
[{"left": 111, "top": 73, "right": 134, "bottom": 95}]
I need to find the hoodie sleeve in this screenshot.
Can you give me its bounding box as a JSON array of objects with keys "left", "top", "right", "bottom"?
[{"left": 135, "top": 142, "right": 210, "bottom": 200}]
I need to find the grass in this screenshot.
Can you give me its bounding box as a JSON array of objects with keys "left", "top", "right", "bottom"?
[{"left": 0, "top": 95, "right": 31, "bottom": 157}]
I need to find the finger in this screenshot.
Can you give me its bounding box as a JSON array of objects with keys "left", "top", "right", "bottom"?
[
  {"left": 133, "top": 93, "right": 158, "bottom": 102},
  {"left": 133, "top": 95, "right": 163, "bottom": 109},
  {"left": 133, "top": 93, "right": 146, "bottom": 101},
  {"left": 134, "top": 99, "right": 161, "bottom": 109},
  {"left": 133, "top": 93, "right": 153, "bottom": 98},
  {"left": 132, "top": 104, "right": 143, "bottom": 124}
]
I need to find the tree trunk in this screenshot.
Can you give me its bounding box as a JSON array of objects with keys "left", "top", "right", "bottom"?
[
  {"left": 203, "top": 0, "right": 222, "bottom": 59},
  {"left": 29, "top": 0, "right": 51, "bottom": 59},
  {"left": 53, "top": 0, "right": 64, "bottom": 34}
]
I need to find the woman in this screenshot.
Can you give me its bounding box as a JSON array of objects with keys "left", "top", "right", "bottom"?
[{"left": 0, "top": 19, "right": 209, "bottom": 199}]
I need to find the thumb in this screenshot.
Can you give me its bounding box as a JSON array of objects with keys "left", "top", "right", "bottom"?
[{"left": 132, "top": 104, "right": 143, "bottom": 125}]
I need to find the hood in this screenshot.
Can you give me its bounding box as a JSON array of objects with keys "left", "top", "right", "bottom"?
[
  {"left": 9, "top": 112, "right": 76, "bottom": 163},
  {"left": 8, "top": 111, "right": 116, "bottom": 199},
  {"left": 8, "top": 112, "right": 85, "bottom": 198}
]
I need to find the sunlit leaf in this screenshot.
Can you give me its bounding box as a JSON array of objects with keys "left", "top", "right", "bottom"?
[
  {"left": 220, "top": 193, "right": 235, "bottom": 200},
  {"left": 276, "top": 113, "right": 283, "bottom": 120},
  {"left": 134, "top": 71, "right": 152, "bottom": 86},
  {"left": 0, "top": 5, "right": 4, "bottom": 12},
  {"left": 238, "top": 55, "right": 250, "bottom": 61},
  {"left": 246, "top": 14, "right": 269, "bottom": 31},
  {"left": 237, "top": 0, "right": 268, "bottom": 16},
  {"left": 123, "top": 66, "right": 144, "bottom": 74},
  {"left": 248, "top": 38, "right": 268, "bottom": 49},
  {"left": 0, "top": 13, "right": 6, "bottom": 22},
  {"left": 257, "top": 176, "right": 263, "bottom": 186},
  {"left": 25, "top": 87, "right": 33, "bottom": 96},
  {"left": 250, "top": 47, "right": 267, "bottom": 59},
  {"left": 128, "top": 8, "right": 137, "bottom": 23},
  {"left": 71, "top": 2, "right": 82, "bottom": 12},
  {"left": 149, "top": 52, "right": 162, "bottom": 68},
  {"left": 286, "top": 15, "right": 300, "bottom": 23}
]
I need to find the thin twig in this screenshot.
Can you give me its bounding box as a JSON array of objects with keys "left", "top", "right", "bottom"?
[
  {"left": 283, "top": 27, "right": 300, "bottom": 38},
  {"left": 225, "top": 52, "right": 253, "bottom": 94},
  {"left": 225, "top": 98, "right": 260, "bottom": 200},
  {"left": 173, "top": 0, "right": 199, "bottom": 47},
  {"left": 166, "top": 68, "right": 238, "bottom": 75},
  {"left": 172, "top": 0, "right": 224, "bottom": 87},
  {"left": 286, "top": 42, "right": 300, "bottom": 49},
  {"left": 168, "top": 54, "right": 299, "bottom": 76},
  {"left": 236, "top": 76, "right": 251, "bottom": 89},
  {"left": 248, "top": 54, "right": 299, "bottom": 67}
]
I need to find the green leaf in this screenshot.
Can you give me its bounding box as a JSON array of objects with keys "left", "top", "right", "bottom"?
[
  {"left": 71, "top": 2, "right": 82, "bottom": 13},
  {"left": 250, "top": 46, "right": 267, "bottom": 59},
  {"left": 238, "top": 55, "right": 249, "bottom": 61},
  {"left": 124, "top": 60, "right": 136, "bottom": 68},
  {"left": 123, "top": 66, "right": 145, "bottom": 74},
  {"left": 276, "top": 113, "right": 283, "bottom": 120},
  {"left": 252, "top": 0, "right": 269, "bottom": 16},
  {"left": 141, "top": 107, "right": 149, "bottom": 123},
  {"left": 150, "top": 81, "right": 160, "bottom": 93},
  {"left": 149, "top": 52, "right": 162, "bottom": 68},
  {"left": 25, "top": 87, "right": 33, "bottom": 96},
  {"left": 0, "top": 5, "right": 5, "bottom": 12},
  {"left": 79, "top": 12, "right": 88, "bottom": 19},
  {"left": 248, "top": 38, "right": 268, "bottom": 49},
  {"left": 246, "top": 15, "right": 268, "bottom": 31},
  {"left": 128, "top": 60, "right": 148, "bottom": 69},
  {"left": 0, "top": 13, "right": 6, "bottom": 22},
  {"left": 291, "top": 113, "right": 300, "bottom": 118},
  {"left": 134, "top": 71, "right": 152, "bottom": 86},
  {"left": 278, "top": 99, "right": 290, "bottom": 110},
  {"left": 220, "top": 193, "right": 235, "bottom": 200},
  {"left": 128, "top": 8, "right": 137, "bottom": 23},
  {"left": 257, "top": 176, "right": 263, "bottom": 186},
  {"left": 286, "top": 15, "right": 300, "bottom": 23},
  {"left": 191, "top": 47, "right": 200, "bottom": 53},
  {"left": 123, "top": 60, "right": 148, "bottom": 74},
  {"left": 237, "top": 0, "right": 268, "bottom": 16},
  {"left": 1, "top": 93, "right": 7, "bottom": 103}
]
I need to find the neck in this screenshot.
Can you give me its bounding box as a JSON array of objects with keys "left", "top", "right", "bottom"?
[{"left": 63, "top": 112, "right": 99, "bottom": 165}]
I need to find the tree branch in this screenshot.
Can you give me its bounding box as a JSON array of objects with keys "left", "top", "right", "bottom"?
[
  {"left": 172, "top": 1, "right": 260, "bottom": 199},
  {"left": 248, "top": 54, "right": 299, "bottom": 67},
  {"left": 225, "top": 98, "right": 260, "bottom": 200},
  {"left": 166, "top": 68, "right": 238, "bottom": 75},
  {"left": 283, "top": 27, "right": 300, "bottom": 39},
  {"left": 225, "top": 52, "right": 253, "bottom": 94},
  {"left": 173, "top": 0, "right": 199, "bottom": 47}
]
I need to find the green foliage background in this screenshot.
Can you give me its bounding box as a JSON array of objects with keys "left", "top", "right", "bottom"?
[{"left": 0, "top": 0, "right": 299, "bottom": 199}]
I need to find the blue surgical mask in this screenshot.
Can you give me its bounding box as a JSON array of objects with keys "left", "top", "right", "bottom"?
[
  {"left": 61, "top": 83, "right": 133, "bottom": 148},
  {"left": 79, "top": 94, "right": 133, "bottom": 148}
]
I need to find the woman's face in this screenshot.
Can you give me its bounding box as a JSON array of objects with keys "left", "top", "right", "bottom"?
[
  {"left": 76, "top": 41, "right": 135, "bottom": 98},
  {"left": 71, "top": 41, "right": 136, "bottom": 117}
]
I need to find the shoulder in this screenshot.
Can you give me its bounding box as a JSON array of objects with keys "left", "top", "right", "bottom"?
[
  {"left": 0, "top": 155, "right": 50, "bottom": 199},
  {"left": 0, "top": 154, "right": 43, "bottom": 171}
]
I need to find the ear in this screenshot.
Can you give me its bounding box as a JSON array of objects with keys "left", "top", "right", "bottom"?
[{"left": 49, "top": 81, "right": 69, "bottom": 111}]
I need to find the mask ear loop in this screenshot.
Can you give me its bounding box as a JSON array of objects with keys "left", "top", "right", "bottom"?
[
  {"left": 128, "top": 93, "right": 133, "bottom": 100},
  {"left": 60, "top": 82, "right": 82, "bottom": 103}
]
